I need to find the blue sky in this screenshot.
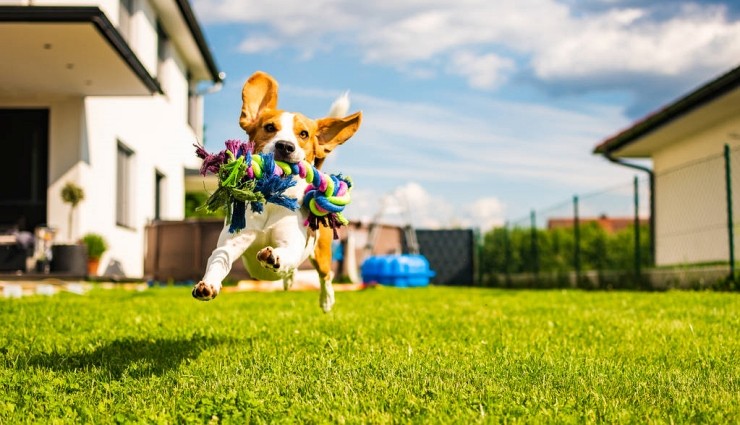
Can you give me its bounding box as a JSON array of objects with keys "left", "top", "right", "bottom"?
[{"left": 192, "top": 0, "right": 740, "bottom": 230}]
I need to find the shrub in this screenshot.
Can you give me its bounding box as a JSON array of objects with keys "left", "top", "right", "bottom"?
[{"left": 81, "top": 233, "right": 108, "bottom": 260}]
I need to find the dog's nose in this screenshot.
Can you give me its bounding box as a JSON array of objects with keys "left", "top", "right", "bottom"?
[{"left": 275, "top": 140, "right": 295, "bottom": 154}]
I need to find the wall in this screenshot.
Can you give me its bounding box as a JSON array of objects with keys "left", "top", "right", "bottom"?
[
  {"left": 82, "top": 91, "right": 194, "bottom": 277},
  {"left": 651, "top": 114, "right": 740, "bottom": 266}
]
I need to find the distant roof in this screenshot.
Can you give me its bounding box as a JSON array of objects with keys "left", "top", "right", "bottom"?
[{"left": 593, "top": 64, "right": 740, "bottom": 155}]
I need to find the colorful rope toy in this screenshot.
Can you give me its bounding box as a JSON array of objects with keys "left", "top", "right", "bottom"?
[{"left": 194, "top": 140, "right": 352, "bottom": 238}]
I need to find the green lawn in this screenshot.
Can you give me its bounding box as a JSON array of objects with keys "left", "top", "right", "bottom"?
[{"left": 1, "top": 286, "right": 738, "bottom": 423}]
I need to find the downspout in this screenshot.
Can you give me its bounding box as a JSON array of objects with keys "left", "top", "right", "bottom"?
[
  {"left": 190, "top": 74, "right": 225, "bottom": 142},
  {"left": 604, "top": 151, "right": 656, "bottom": 266}
]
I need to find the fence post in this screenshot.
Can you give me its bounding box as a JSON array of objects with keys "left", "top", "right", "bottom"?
[
  {"left": 633, "top": 175, "right": 641, "bottom": 283},
  {"left": 504, "top": 222, "right": 511, "bottom": 285},
  {"left": 530, "top": 210, "right": 539, "bottom": 275},
  {"left": 573, "top": 195, "right": 581, "bottom": 284},
  {"left": 725, "top": 144, "right": 735, "bottom": 282}
]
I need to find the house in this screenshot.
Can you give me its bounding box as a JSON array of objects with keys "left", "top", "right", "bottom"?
[
  {"left": 594, "top": 64, "right": 740, "bottom": 266},
  {"left": 0, "top": 0, "right": 223, "bottom": 277},
  {"left": 547, "top": 215, "right": 648, "bottom": 234}
]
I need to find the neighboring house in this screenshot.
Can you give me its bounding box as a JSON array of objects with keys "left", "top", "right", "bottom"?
[
  {"left": 0, "top": 0, "right": 222, "bottom": 277},
  {"left": 547, "top": 215, "right": 648, "bottom": 234},
  {"left": 594, "top": 64, "right": 740, "bottom": 266}
]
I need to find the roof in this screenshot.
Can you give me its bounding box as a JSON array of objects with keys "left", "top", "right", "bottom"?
[
  {"left": 0, "top": 2, "right": 222, "bottom": 97},
  {"left": 593, "top": 64, "right": 740, "bottom": 156},
  {"left": 548, "top": 216, "right": 648, "bottom": 233},
  {"left": 0, "top": 6, "right": 162, "bottom": 96}
]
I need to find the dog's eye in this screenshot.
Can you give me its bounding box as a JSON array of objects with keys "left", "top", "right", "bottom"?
[
  {"left": 264, "top": 123, "right": 277, "bottom": 132},
  {"left": 299, "top": 130, "right": 309, "bottom": 139}
]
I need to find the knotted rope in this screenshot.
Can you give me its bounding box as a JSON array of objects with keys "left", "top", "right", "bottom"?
[{"left": 194, "top": 140, "right": 352, "bottom": 238}]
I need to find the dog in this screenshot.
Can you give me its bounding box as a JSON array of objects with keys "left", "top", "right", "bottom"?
[{"left": 192, "top": 71, "right": 362, "bottom": 312}]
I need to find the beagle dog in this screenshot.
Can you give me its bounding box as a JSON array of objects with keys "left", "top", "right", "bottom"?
[{"left": 192, "top": 71, "right": 362, "bottom": 312}]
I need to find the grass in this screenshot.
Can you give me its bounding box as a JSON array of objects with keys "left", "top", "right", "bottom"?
[{"left": 1, "top": 286, "right": 738, "bottom": 424}]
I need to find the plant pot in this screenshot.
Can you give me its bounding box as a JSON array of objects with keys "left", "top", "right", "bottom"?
[
  {"left": 87, "top": 258, "right": 100, "bottom": 276},
  {"left": 50, "top": 244, "right": 87, "bottom": 275}
]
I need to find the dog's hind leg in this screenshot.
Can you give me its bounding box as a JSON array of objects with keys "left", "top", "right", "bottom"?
[
  {"left": 310, "top": 226, "right": 335, "bottom": 313},
  {"left": 193, "top": 226, "right": 257, "bottom": 301},
  {"left": 256, "top": 215, "right": 310, "bottom": 277}
]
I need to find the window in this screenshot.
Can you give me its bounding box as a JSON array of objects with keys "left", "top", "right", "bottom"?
[
  {"left": 119, "top": 0, "right": 134, "bottom": 41},
  {"left": 187, "top": 76, "right": 203, "bottom": 137},
  {"left": 154, "top": 170, "right": 166, "bottom": 220},
  {"left": 157, "top": 21, "right": 169, "bottom": 87},
  {"left": 116, "top": 141, "right": 135, "bottom": 228}
]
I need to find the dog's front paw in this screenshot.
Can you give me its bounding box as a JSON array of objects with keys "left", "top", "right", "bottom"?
[
  {"left": 192, "top": 281, "right": 219, "bottom": 300},
  {"left": 320, "top": 289, "right": 335, "bottom": 313},
  {"left": 320, "top": 284, "right": 335, "bottom": 313},
  {"left": 257, "top": 246, "right": 280, "bottom": 271}
]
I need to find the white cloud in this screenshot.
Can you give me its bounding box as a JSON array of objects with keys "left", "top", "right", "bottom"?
[
  {"left": 378, "top": 182, "right": 454, "bottom": 228},
  {"left": 465, "top": 197, "right": 506, "bottom": 231},
  {"left": 282, "top": 84, "right": 633, "bottom": 191},
  {"left": 447, "top": 51, "right": 516, "bottom": 90},
  {"left": 533, "top": 5, "right": 740, "bottom": 80},
  {"left": 346, "top": 182, "right": 502, "bottom": 230},
  {"left": 194, "top": 0, "right": 740, "bottom": 92},
  {"left": 238, "top": 36, "right": 281, "bottom": 53}
]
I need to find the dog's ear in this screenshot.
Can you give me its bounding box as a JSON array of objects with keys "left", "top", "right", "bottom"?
[
  {"left": 239, "top": 71, "right": 279, "bottom": 130},
  {"left": 314, "top": 112, "right": 362, "bottom": 168}
]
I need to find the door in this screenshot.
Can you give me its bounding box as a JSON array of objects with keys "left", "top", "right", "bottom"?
[{"left": 0, "top": 109, "right": 49, "bottom": 232}]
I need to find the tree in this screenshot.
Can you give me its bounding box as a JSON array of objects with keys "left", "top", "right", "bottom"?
[{"left": 60, "top": 182, "right": 84, "bottom": 242}]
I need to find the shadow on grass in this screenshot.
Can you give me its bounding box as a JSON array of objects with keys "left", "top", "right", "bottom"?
[{"left": 26, "top": 334, "right": 231, "bottom": 379}]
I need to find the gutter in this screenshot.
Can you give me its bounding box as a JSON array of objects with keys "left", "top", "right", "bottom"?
[{"left": 604, "top": 152, "right": 656, "bottom": 265}]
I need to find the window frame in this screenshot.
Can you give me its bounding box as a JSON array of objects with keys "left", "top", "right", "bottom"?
[{"left": 116, "top": 140, "right": 135, "bottom": 229}]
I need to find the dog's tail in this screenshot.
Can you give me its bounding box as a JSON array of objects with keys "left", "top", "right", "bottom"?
[{"left": 328, "top": 91, "right": 350, "bottom": 118}]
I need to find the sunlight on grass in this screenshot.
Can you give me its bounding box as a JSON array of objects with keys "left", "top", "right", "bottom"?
[{"left": 1, "top": 287, "right": 738, "bottom": 423}]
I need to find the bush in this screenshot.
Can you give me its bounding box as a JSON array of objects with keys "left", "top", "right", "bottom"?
[
  {"left": 480, "top": 223, "right": 651, "bottom": 278},
  {"left": 81, "top": 233, "right": 108, "bottom": 259}
]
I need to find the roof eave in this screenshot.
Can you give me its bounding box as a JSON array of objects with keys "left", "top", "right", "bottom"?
[
  {"left": 0, "top": 5, "right": 162, "bottom": 95},
  {"left": 594, "top": 65, "right": 740, "bottom": 156}
]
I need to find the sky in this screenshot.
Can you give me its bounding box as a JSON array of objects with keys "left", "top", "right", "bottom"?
[{"left": 191, "top": 0, "right": 740, "bottom": 231}]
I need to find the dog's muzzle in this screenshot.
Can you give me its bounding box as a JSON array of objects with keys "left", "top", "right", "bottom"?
[{"left": 274, "top": 140, "right": 300, "bottom": 162}]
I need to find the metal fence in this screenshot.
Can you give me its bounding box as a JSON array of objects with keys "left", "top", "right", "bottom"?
[
  {"left": 478, "top": 144, "right": 740, "bottom": 290},
  {"left": 416, "top": 229, "right": 476, "bottom": 286}
]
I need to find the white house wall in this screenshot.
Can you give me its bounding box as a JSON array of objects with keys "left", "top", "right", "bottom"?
[
  {"left": 79, "top": 27, "right": 196, "bottom": 277},
  {"left": 47, "top": 98, "right": 86, "bottom": 244},
  {"left": 82, "top": 96, "right": 193, "bottom": 276},
  {"left": 652, "top": 116, "right": 740, "bottom": 266}
]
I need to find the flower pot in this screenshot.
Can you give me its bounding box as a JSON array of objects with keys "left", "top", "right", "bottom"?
[
  {"left": 87, "top": 258, "right": 100, "bottom": 276},
  {"left": 50, "top": 243, "right": 87, "bottom": 275}
]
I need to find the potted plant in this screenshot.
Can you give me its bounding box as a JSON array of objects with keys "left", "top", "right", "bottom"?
[
  {"left": 61, "top": 181, "right": 84, "bottom": 242},
  {"left": 81, "top": 233, "right": 108, "bottom": 276},
  {"left": 51, "top": 182, "right": 87, "bottom": 275}
]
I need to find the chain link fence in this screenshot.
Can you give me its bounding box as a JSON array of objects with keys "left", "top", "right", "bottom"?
[{"left": 479, "top": 145, "right": 739, "bottom": 290}]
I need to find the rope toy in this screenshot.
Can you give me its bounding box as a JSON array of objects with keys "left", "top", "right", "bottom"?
[{"left": 194, "top": 140, "right": 352, "bottom": 238}]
